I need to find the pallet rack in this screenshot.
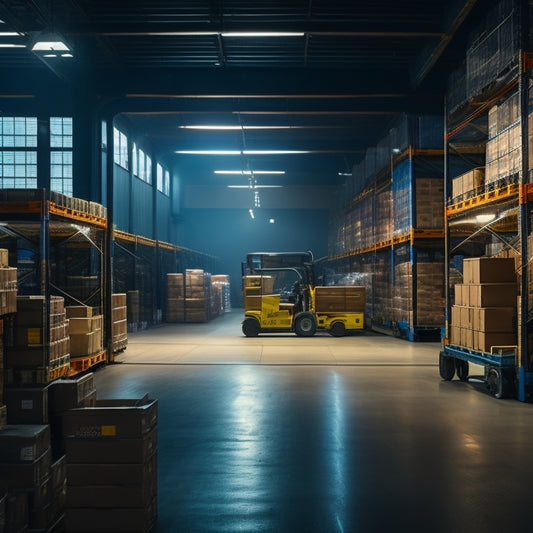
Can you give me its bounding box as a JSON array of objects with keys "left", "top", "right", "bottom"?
[{"left": 440, "top": 0, "right": 533, "bottom": 400}]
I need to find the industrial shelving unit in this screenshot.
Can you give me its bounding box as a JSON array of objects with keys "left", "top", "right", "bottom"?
[
  {"left": 0, "top": 189, "right": 108, "bottom": 377},
  {"left": 326, "top": 144, "right": 446, "bottom": 341},
  {"left": 439, "top": 0, "right": 533, "bottom": 400}
]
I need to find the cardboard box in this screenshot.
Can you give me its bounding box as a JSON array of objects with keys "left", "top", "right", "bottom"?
[
  {"left": 48, "top": 374, "right": 96, "bottom": 415},
  {"left": 69, "top": 331, "right": 95, "bottom": 357},
  {"left": 67, "top": 454, "right": 156, "bottom": 488},
  {"left": 454, "top": 284, "right": 468, "bottom": 306},
  {"left": 449, "top": 325, "right": 461, "bottom": 344},
  {"left": 475, "top": 331, "right": 517, "bottom": 353},
  {"left": 469, "top": 283, "right": 517, "bottom": 307},
  {"left": 0, "top": 424, "right": 50, "bottom": 462},
  {"left": 0, "top": 447, "right": 52, "bottom": 488},
  {"left": 65, "top": 426, "right": 157, "bottom": 464},
  {"left": 460, "top": 327, "right": 474, "bottom": 350},
  {"left": 459, "top": 306, "right": 474, "bottom": 329},
  {"left": 68, "top": 315, "right": 102, "bottom": 334},
  {"left": 5, "top": 387, "right": 49, "bottom": 424},
  {"left": 62, "top": 397, "right": 158, "bottom": 439},
  {"left": 65, "top": 306, "right": 93, "bottom": 318},
  {"left": 474, "top": 307, "right": 516, "bottom": 332},
  {"left": 463, "top": 257, "right": 516, "bottom": 284}
]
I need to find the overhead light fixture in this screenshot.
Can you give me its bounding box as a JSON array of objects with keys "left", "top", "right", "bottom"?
[
  {"left": 269, "top": 219, "right": 275, "bottom": 224},
  {"left": 0, "top": 32, "right": 21, "bottom": 36},
  {"left": 215, "top": 170, "right": 285, "bottom": 175},
  {"left": 221, "top": 32, "right": 304, "bottom": 38},
  {"left": 176, "top": 150, "right": 309, "bottom": 155},
  {"left": 227, "top": 185, "right": 283, "bottom": 188},
  {"left": 476, "top": 214, "right": 496, "bottom": 223},
  {"left": 249, "top": 209, "right": 255, "bottom": 219},
  {"left": 179, "top": 125, "right": 296, "bottom": 130},
  {"left": 0, "top": 44, "right": 26, "bottom": 48},
  {"left": 31, "top": 31, "right": 72, "bottom": 57}
]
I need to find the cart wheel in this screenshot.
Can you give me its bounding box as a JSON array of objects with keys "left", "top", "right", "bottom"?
[
  {"left": 439, "top": 351, "right": 455, "bottom": 381},
  {"left": 329, "top": 321, "right": 346, "bottom": 337},
  {"left": 456, "top": 359, "right": 469, "bottom": 381},
  {"left": 242, "top": 317, "right": 260, "bottom": 337},
  {"left": 294, "top": 312, "right": 317, "bottom": 337},
  {"left": 487, "top": 367, "right": 515, "bottom": 399}
]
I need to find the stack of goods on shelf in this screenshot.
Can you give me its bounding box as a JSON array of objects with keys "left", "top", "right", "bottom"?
[
  {"left": 185, "top": 269, "right": 211, "bottom": 323},
  {"left": 392, "top": 258, "right": 445, "bottom": 326},
  {"left": 485, "top": 92, "right": 521, "bottom": 187},
  {"left": 127, "top": 290, "right": 140, "bottom": 332},
  {"left": 5, "top": 295, "right": 70, "bottom": 386},
  {"left": 62, "top": 396, "right": 158, "bottom": 532},
  {"left": 111, "top": 293, "right": 128, "bottom": 353},
  {"left": 66, "top": 306, "right": 103, "bottom": 359},
  {"left": 450, "top": 257, "right": 517, "bottom": 352},
  {"left": 375, "top": 189, "right": 393, "bottom": 244},
  {"left": 314, "top": 286, "right": 365, "bottom": 313},
  {"left": 0, "top": 425, "right": 66, "bottom": 531},
  {"left": 393, "top": 159, "right": 444, "bottom": 237},
  {"left": 0, "top": 248, "right": 17, "bottom": 316},
  {"left": 451, "top": 167, "right": 485, "bottom": 202},
  {"left": 243, "top": 275, "right": 274, "bottom": 311},
  {"left": 212, "top": 274, "right": 231, "bottom": 313},
  {"left": 165, "top": 273, "right": 184, "bottom": 322}
]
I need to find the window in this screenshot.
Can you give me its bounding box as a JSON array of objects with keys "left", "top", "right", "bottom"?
[
  {"left": 113, "top": 126, "right": 128, "bottom": 170},
  {"left": 164, "top": 169, "right": 170, "bottom": 195},
  {"left": 145, "top": 154, "right": 152, "bottom": 184},
  {"left": 0, "top": 117, "right": 38, "bottom": 189},
  {"left": 156, "top": 163, "right": 163, "bottom": 191},
  {"left": 50, "top": 117, "right": 73, "bottom": 196},
  {"left": 139, "top": 148, "right": 145, "bottom": 181},
  {"left": 132, "top": 143, "right": 138, "bottom": 176},
  {"left": 156, "top": 164, "right": 170, "bottom": 196}
]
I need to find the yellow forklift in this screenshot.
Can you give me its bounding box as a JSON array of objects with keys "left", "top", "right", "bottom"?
[{"left": 241, "top": 252, "right": 365, "bottom": 337}]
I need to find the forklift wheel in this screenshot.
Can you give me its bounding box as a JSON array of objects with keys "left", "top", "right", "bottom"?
[
  {"left": 329, "top": 321, "right": 346, "bottom": 337},
  {"left": 294, "top": 312, "right": 317, "bottom": 337},
  {"left": 242, "top": 317, "right": 260, "bottom": 337},
  {"left": 456, "top": 359, "right": 469, "bottom": 382}
]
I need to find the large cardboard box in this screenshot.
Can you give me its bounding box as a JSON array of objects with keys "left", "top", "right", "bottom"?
[
  {"left": 469, "top": 283, "right": 517, "bottom": 307},
  {"left": 474, "top": 307, "right": 516, "bottom": 332},
  {"left": 314, "top": 286, "right": 365, "bottom": 313},
  {"left": 5, "top": 387, "right": 49, "bottom": 424},
  {"left": 0, "top": 447, "right": 52, "bottom": 488},
  {"left": 62, "top": 397, "right": 157, "bottom": 439},
  {"left": 48, "top": 374, "right": 96, "bottom": 414},
  {"left": 65, "top": 306, "right": 94, "bottom": 318},
  {"left": 463, "top": 257, "right": 516, "bottom": 284},
  {"left": 0, "top": 424, "right": 50, "bottom": 462},
  {"left": 475, "top": 331, "right": 517, "bottom": 353}
]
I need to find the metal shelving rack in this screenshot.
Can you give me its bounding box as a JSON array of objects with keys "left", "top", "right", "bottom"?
[
  {"left": 440, "top": 0, "right": 533, "bottom": 399},
  {"left": 0, "top": 188, "right": 108, "bottom": 378}
]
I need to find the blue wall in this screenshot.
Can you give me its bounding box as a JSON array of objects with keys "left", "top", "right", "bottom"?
[{"left": 181, "top": 208, "right": 330, "bottom": 306}]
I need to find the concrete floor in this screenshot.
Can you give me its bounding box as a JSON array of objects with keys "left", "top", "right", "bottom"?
[{"left": 93, "top": 310, "right": 533, "bottom": 533}]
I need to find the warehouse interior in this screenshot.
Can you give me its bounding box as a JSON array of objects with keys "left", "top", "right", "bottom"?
[{"left": 2, "top": 0, "right": 533, "bottom": 532}]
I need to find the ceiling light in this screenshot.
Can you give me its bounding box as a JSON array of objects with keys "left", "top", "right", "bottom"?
[
  {"left": 31, "top": 32, "right": 72, "bottom": 54},
  {"left": 227, "top": 185, "right": 283, "bottom": 188},
  {"left": 221, "top": 32, "right": 304, "bottom": 38},
  {"left": 476, "top": 214, "right": 496, "bottom": 223},
  {"left": 176, "top": 150, "right": 309, "bottom": 155},
  {"left": 179, "top": 125, "right": 295, "bottom": 130},
  {"left": 0, "top": 44, "right": 26, "bottom": 48},
  {"left": 0, "top": 32, "right": 21, "bottom": 36},
  {"left": 269, "top": 219, "right": 275, "bottom": 224},
  {"left": 215, "top": 170, "right": 285, "bottom": 175},
  {"left": 249, "top": 209, "right": 255, "bottom": 219}
]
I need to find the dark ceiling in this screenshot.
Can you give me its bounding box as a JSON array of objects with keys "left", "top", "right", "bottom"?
[{"left": 0, "top": 0, "right": 489, "bottom": 191}]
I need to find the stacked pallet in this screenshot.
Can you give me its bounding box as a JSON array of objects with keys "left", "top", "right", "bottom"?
[
  {"left": 185, "top": 269, "right": 211, "bottom": 322},
  {"left": 451, "top": 167, "right": 485, "bottom": 202},
  {"left": 66, "top": 306, "right": 103, "bottom": 358},
  {"left": 6, "top": 296, "right": 70, "bottom": 386},
  {"left": 212, "top": 274, "right": 231, "bottom": 313},
  {"left": 62, "top": 396, "right": 158, "bottom": 532},
  {"left": 450, "top": 257, "right": 517, "bottom": 352},
  {"left": 0, "top": 248, "right": 17, "bottom": 316},
  {"left": 112, "top": 293, "right": 128, "bottom": 353},
  {"left": 165, "top": 273, "right": 184, "bottom": 322},
  {"left": 485, "top": 92, "right": 521, "bottom": 186},
  {"left": 392, "top": 261, "right": 445, "bottom": 326}
]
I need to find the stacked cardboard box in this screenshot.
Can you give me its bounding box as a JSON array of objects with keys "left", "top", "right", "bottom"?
[
  {"left": 451, "top": 257, "right": 517, "bottom": 352},
  {"left": 0, "top": 425, "right": 66, "bottom": 531},
  {"left": 127, "top": 290, "right": 140, "bottom": 331},
  {"left": 5, "top": 296, "right": 70, "bottom": 386},
  {"left": 165, "top": 273, "right": 185, "bottom": 322},
  {"left": 212, "top": 274, "right": 231, "bottom": 313},
  {"left": 63, "top": 396, "right": 158, "bottom": 532},
  {"left": 392, "top": 262, "right": 445, "bottom": 326},
  {"left": 185, "top": 269, "right": 211, "bottom": 322},
  {"left": 314, "top": 286, "right": 365, "bottom": 313},
  {"left": 0, "top": 248, "right": 17, "bottom": 316},
  {"left": 112, "top": 293, "right": 128, "bottom": 353},
  {"left": 243, "top": 275, "right": 275, "bottom": 311},
  {"left": 451, "top": 167, "right": 485, "bottom": 201},
  {"left": 66, "top": 306, "right": 103, "bottom": 358}
]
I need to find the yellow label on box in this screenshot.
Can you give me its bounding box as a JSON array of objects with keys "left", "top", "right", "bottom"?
[
  {"left": 27, "top": 327, "right": 41, "bottom": 344},
  {"left": 101, "top": 425, "right": 116, "bottom": 436}
]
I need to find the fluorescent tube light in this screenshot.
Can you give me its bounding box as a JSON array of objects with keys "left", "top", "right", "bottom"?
[
  {"left": 227, "top": 185, "right": 283, "bottom": 188},
  {"left": 215, "top": 170, "right": 285, "bottom": 175},
  {"left": 179, "top": 125, "right": 295, "bottom": 130},
  {"left": 176, "top": 150, "right": 308, "bottom": 155},
  {"left": 476, "top": 214, "right": 496, "bottom": 223},
  {"left": 249, "top": 209, "right": 255, "bottom": 219},
  {"left": 31, "top": 32, "right": 72, "bottom": 53},
  {"left": 0, "top": 32, "right": 21, "bottom": 36},
  {"left": 222, "top": 32, "right": 304, "bottom": 37},
  {"left": 0, "top": 44, "right": 26, "bottom": 48}
]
